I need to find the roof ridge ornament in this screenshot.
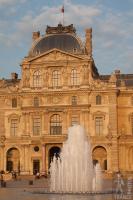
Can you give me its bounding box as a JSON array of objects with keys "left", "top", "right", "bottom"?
[{"left": 46, "top": 24, "right": 76, "bottom": 35}]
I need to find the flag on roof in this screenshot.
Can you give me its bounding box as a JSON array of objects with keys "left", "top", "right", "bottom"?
[{"left": 61, "top": 5, "right": 64, "bottom": 13}]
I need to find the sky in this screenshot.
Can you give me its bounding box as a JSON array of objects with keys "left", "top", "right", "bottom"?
[{"left": 0, "top": 0, "right": 133, "bottom": 79}]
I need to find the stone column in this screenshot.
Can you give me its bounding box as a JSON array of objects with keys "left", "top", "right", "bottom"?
[
  {"left": 20, "top": 145, "right": 30, "bottom": 175},
  {"left": 109, "top": 92, "right": 119, "bottom": 172},
  {"left": 26, "top": 113, "right": 30, "bottom": 135},
  {"left": 0, "top": 145, "right": 5, "bottom": 171},
  {"left": 42, "top": 144, "right": 46, "bottom": 173}
]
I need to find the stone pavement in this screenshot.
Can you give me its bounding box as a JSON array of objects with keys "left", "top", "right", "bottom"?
[{"left": 0, "top": 175, "right": 49, "bottom": 189}]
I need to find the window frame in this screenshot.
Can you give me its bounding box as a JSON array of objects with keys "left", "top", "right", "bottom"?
[
  {"left": 12, "top": 98, "right": 17, "bottom": 108},
  {"left": 95, "top": 116, "right": 103, "bottom": 136},
  {"left": 71, "top": 69, "right": 80, "bottom": 86},
  {"left": 10, "top": 118, "right": 18, "bottom": 136},
  {"left": 34, "top": 97, "right": 39, "bottom": 107},
  {"left": 33, "top": 70, "right": 42, "bottom": 88},
  {"left": 52, "top": 70, "right": 61, "bottom": 87},
  {"left": 50, "top": 114, "right": 62, "bottom": 135},
  {"left": 33, "top": 117, "right": 41, "bottom": 136},
  {"left": 96, "top": 95, "right": 102, "bottom": 105},
  {"left": 71, "top": 96, "right": 77, "bottom": 105}
]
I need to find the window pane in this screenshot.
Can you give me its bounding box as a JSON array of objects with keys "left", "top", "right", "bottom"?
[
  {"left": 95, "top": 117, "right": 103, "bottom": 135},
  {"left": 71, "top": 69, "right": 80, "bottom": 86},
  {"left": 72, "top": 115, "right": 78, "bottom": 126},
  {"left": 96, "top": 95, "right": 101, "bottom": 105},
  {"left": 34, "top": 97, "right": 39, "bottom": 107},
  {"left": 12, "top": 98, "right": 17, "bottom": 108},
  {"left": 11, "top": 119, "right": 18, "bottom": 136},
  {"left": 52, "top": 70, "right": 61, "bottom": 87},
  {"left": 33, "top": 71, "right": 42, "bottom": 87},
  {"left": 72, "top": 96, "right": 77, "bottom": 105},
  {"left": 50, "top": 114, "right": 62, "bottom": 135},
  {"left": 33, "top": 117, "right": 40, "bottom": 135}
]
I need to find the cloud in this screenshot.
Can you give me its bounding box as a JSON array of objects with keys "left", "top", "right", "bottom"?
[
  {"left": 0, "top": 0, "right": 26, "bottom": 7},
  {"left": 0, "top": 0, "right": 133, "bottom": 76}
]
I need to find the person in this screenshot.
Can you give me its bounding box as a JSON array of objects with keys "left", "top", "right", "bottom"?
[
  {"left": 35, "top": 171, "right": 40, "bottom": 179},
  {"left": 115, "top": 171, "right": 124, "bottom": 194}
]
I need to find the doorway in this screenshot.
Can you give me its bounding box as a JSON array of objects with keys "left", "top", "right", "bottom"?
[
  {"left": 6, "top": 148, "right": 20, "bottom": 172},
  {"left": 33, "top": 160, "right": 40, "bottom": 175},
  {"left": 48, "top": 146, "right": 61, "bottom": 168}
]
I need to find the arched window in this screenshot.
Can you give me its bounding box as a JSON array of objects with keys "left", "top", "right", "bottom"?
[
  {"left": 96, "top": 95, "right": 102, "bottom": 105},
  {"left": 50, "top": 114, "right": 62, "bottom": 135},
  {"left": 95, "top": 117, "right": 103, "bottom": 135},
  {"left": 12, "top": 98, "right": 17, "bottom": 108},
  {"left": 33, "top": 70, "right": 42, "bottom": 87},
  {"left": 34, "top": 97, "right": 39, "bottom": 107},
  {"left": 71, "top": 69, "right": 79, "bottom": 86},
  {"left": 52, "top": 70, "right": 61, "bottom": 87}
]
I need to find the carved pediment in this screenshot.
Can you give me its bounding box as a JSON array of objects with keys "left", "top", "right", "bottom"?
[
  {"left": 92, "top": 111, "right": 106, "bottom": 120},
  {"left": 28, "top": 49, "right": 86, "bottom": 64}
]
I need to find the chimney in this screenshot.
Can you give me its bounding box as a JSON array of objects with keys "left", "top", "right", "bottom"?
[
  {"left": 85, "top": 28, "right": 92, "bottom": 56},
  {"left": 11, "top": 73, "right": 18, "bottom": 80},
  {"left": 32, "top": 31, "right": 40, "bottom": 41}
]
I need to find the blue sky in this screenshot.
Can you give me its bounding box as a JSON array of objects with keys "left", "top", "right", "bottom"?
[{"left": 0, "top": 0, "right": 133, "bottom": 78}]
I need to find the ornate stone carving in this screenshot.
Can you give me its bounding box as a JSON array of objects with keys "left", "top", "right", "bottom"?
[
  {"left": 23, "top": 69, "right": 30, "bottom": 87},
  {"left": 0, "top": 135, "right": 6, "bottom": 144},
  {"left": 46, "top": 24, "right": 76, "bottom": 34}
]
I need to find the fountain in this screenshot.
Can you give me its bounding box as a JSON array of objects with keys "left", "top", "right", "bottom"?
[{"left": 50, "top": 125, "right": 102, "bottom": 193}]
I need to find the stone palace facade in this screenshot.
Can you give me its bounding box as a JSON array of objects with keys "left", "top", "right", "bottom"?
[{"left": 0, "top": 24, "right": 133, "bottom": 175}]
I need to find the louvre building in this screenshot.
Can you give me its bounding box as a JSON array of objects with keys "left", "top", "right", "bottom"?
[{"left": 0, "top": 23, "right": 133, "bottom": 175}]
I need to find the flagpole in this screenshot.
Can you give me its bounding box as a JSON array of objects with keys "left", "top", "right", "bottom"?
[
  {"left": 61, "top": 5, "right": 64, "bottom": 26},
  {"left": 63, "top": 11, "right": 64, "bottom": 26}
]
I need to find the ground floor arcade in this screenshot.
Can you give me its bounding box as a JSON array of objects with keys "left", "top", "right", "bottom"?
[{"left": 0, "top": 141, "right": 133, "bottom": 175}]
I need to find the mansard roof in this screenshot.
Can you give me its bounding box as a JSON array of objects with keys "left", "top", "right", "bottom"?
[{"left": 29, "top": 24, "right": 86, "bottom": 57}]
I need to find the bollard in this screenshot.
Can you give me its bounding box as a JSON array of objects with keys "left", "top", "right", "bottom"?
[
  {"left": 29, "top": 180, "right": 33, "bottom": 185},
  {"left": 1, "top": 180, "right": 6, "bottom": 188}
]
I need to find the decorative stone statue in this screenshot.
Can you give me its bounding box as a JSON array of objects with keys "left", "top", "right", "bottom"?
[{"left": 23, "top": 69, "right": 30, "bottom": 87}]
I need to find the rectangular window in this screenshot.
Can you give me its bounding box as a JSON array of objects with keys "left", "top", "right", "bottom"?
[
  {"left": 11, "top": 119, "right": 18, "bottom": 136},
  {"left": 34, "top": 97, "right": 39, "bottom": 107},
  {"left": 72, "top": 96, "right": 77, "bottom": 105},
  {"left": 71, "top": 115, "right": 79, "bottom": 126},
  {"left": 52, "top": 70, "right": 61, "bottom": 87},
  {"left": 95, "top": 117, "right": 103, "bottom": 135},
  {"left": 50, "top": 126, "right": 62, "bottom": 135},
  {"left": 12, "top": 98, "right": 17, "bottom": 108},
  {"left": 33, "top": 117, "right": 41, "bottom": 136}
]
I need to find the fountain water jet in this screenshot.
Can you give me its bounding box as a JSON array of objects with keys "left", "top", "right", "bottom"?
[{"left": 50, "top": 125, "right": 102, "bottom": 193}]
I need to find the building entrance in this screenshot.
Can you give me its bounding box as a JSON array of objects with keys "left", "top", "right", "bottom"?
[
  {"left": 33, "top": 160, "right": 40, "bottom": 175},
  {"left": 48, "top": 146, "right": 61, "bottom": 168},
  {"left": 6, "top": 148, "right": 20, "bottom": 172}
]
